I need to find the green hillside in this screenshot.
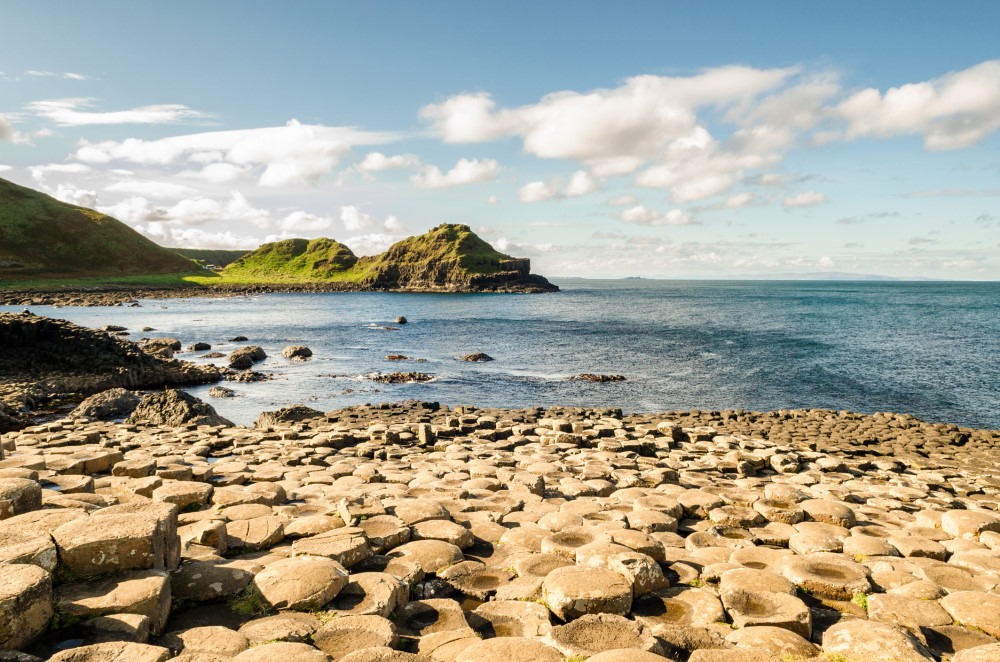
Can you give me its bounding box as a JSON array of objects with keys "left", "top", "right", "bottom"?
[
  {"left": 0, "top": 176, "right": 200, "bottom": 280},
  {"left": 171, "top": 248, "right": 250, "bottom": 268},
  {"left": 223, "top": 238, "right": 359, "bottom": 281},
  {"left": 221, "top": 224, "right": 557, "bottom": 291}
]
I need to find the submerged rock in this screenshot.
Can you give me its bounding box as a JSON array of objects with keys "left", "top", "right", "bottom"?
[
  {"left": 367, "top": 372, "right": 434, "bottom": 384},
  {"left": 282, "top": 345, "right": 313, "bottom": 359},
  {"left": 460, "top": 352, "right": 494, "bottom": 362},
  {"left": 571, "top": 373, "right": 627, "bottom": 382}
]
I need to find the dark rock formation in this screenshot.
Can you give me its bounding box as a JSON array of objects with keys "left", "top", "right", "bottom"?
[
  {"left": 366, "top": 372, "right": 434, "bottom": 384},
  {"left": 254, "top": 404, "right": 325, "bottom": 429},
  {"left": 571, "top": 374, "right": 627, "bottom": 382},
  {"left": 461, "top": 352, "right": 494, "bottom": 362},
  {"left": 69, "top": 388, "right": 142, "bottom": 421},
  {"left": 126, "top": 389, "right": 233, "bottom": 427},
  {"left": 0, "top": 313, "right": 221, "bottom": 430}
]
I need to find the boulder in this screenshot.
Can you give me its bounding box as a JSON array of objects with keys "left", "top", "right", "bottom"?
[
  {"left": 544, "top": 613, "right": 662, "bottom": 657},
  {"left": 53, "top": 505, "right": 179, "bottom": 578},
  {"left": 170, "top": 559, "right": 257, "bottom": 602},
  {"left": 232, "top": 642, "right": 329, "bottom": 662},
  {"left": 327, "top": 572, "right": 407, "bottom": 618},
  {"left": 454, "top": 637, "right": 563, "bottom": 662},
  {"left": 237, "top": 612, "right": 321, "bottom": 646},
  {"left": 48, "top": 643, "right": 170, "bottom": 662},
  {"left": 69, "top": 388, "right": 142, "bottom": 421},
  {"left": 726, "top": 626, "right": 818, "bottom": 657},
  {"left": 779, "top": 554, "right": 871, "bottom": 600},
  {"left": 127, "top": 389, "right": 233, "bottom": 427},
  {"left": 822, "top": 620, "right": 934, "bottom": 661},
  {"left": 282, "top": 345, "right": 313, "bottom": 359},
  {"left": 0, "top": 477, "right": 41, "bottom": 519},
  {"left": 158, "top": 625, "right": 249, "bottom": 657},
  {"left": 720, "top": 588, "right": 811, "bottom": 638},
  {"left": 940, "top": 591, "right": 1000, "bottom": 637},
  {"left": 254, "top": 404, "right": 325, "bottom": 429},
  {"left": 541, "top": 566, "right": 633, "bottom": 621},
  {"left": 0, "top": 563, "right": 52, "bottom": 650},
  {"left": 252, "top": 556, "right": 349, "bottom": 611},
  {"left": 460, "top": 352, "right": 493, "bottom": 362},
  {"left": 954, "top": 644, "right": 1000, "bottom": 662},
  {"left": 292, "top": 527, "right": 372, "bottom": 568},
  {"left": 312, "top": 614, "right": 398, "bottom": 659},
  {"left": 55, "top": 570, "right": 171, "bottom": 636},
  {"left": 0, "top": 526, "right": 58, "bottom": 570},
  {"left": 229, "top": 346, "right": 266, "bottom": 370},
  {"left": 387, "top": 540, "right": 463, "bottom": 575}
]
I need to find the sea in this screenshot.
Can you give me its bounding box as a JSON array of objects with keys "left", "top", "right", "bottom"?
[{"left": 4, "top": 279, "right": 999, "bottom": 429}]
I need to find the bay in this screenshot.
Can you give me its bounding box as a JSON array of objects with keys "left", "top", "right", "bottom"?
[{"left": 4, "top": 279, "right": 998, "bottom": 429}]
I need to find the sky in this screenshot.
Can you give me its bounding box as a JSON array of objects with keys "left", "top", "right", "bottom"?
[{"left": 1, "top": 1, "right": 999, "bottom": 279}]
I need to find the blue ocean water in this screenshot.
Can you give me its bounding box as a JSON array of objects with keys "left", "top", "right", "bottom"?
[{"left": 4, "top": 279, "right": 999, "bottom": 429}]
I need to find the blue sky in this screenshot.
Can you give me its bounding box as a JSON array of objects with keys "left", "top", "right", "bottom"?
[{"left": 2, "top": 1, "right": 999, "bottom": 278}]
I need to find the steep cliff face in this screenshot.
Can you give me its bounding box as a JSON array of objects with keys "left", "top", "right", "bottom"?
[
  {"left": 222, "top": 224, "right": 558, "bottom": 292},
  {"left": 0, "top": 176, "right": 198, "bottom": 279}
]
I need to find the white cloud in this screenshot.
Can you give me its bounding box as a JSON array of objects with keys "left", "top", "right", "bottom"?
[
  {"left": 783, "top": 191, "right": 826, "bottom": 208},
  {"left": 620, "top": 205, "right": 698, "bottom": 226},
  {"left": 411, "top": 157, "right": 499, "bottom": 189},
  {"left": 53, "top": 183, "right": 98, "bottom": 208},
  {"left": 421, "top": 66, "right": 794, "bottom": 177},
  {"left": 100, "top": 191, "right": 270, "bottom": 228},
  {"left": 340, "top": 205, "right": 376, "bottom": 232},
  {"left": 356, "top": 151, "right": 421, "bottom": 173},
  {"left": 518, "top": 180, "right": 558, "bottom": 203},
  {"left": 28, "top": 162, "right": 91, "bottom": 185},
  {"left": 519, "top": 169, "right": 601, "bottom": 203},
  {"left": 384, "top": 216, "right": 406, "bottom": 233},
  {"left": 105, "top": 180, "right": 196, "bottom": 198},
  {"left": 608, "top": 194, "right": 638, "bottom": 206},
  {"left": 838, "top": 60, "right": 1000, "bottom": 150},
  {"left": 24, "top": 70, "right": 89, "bottom": 80},
  {"left": 565, "top": 170, "right": 599, "bottom": 197},
  {"left": 342, "top": 233, "right": 402, "bottom": 256},
  {"left": 178, "top": 163, "right": 247, "bottom": 183},
  {"left": 0, "top": 114, "right": 32, "bottom": 145},
  {"left": 720, "top": 192, "right": 756, "bottom": 208},
  {"left": 28, "top": 98, "right": 208, "bottom": 126},
  {"left": 487, "top": 194, "right": 498, "bottom": 205},
  {"left": 75, "top": 120, "right": 395, "bottom": 187},
  {"left": 136, "top": 224, "right": 261, "bottom": 249},
  {"left": 280, "top": 211, "right": 335, "bottom": 234},
  {"left": 0, "top": 165, "right": 13, "bottom": 172}
]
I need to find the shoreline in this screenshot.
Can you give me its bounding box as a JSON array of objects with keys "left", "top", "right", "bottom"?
[{"left": 0, "top": 281, "right": 559, "bottom": 307}]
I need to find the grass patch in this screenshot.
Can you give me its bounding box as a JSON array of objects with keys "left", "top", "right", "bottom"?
[
  {"left": 851, "top": 592, "right": 869, "bottom": 610},
  {"left": 227, "top": 585, "right": 272, "bottom": 616},
  {"left": 49, "top": 608, "right": 83, "bottom": 630}
]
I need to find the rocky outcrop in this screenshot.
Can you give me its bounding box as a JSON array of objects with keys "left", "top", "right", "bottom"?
[
  {"left": 0, "top": 313, "right": 221, "bottom": 431},
  {"left": 355, "top": 225, "right": 558, "bottom": 293},
  {"left": 215, "top": 224, "right": 559, "bottom": 293},
  {"left": 126, "top": 390, "right": 233, "bottom": 427},
  {"left": 69, "top": 388, "right": 142, "bottom": 421},
  {"left": 254, "top": 404, "right": 325, "bottom": 429}
]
